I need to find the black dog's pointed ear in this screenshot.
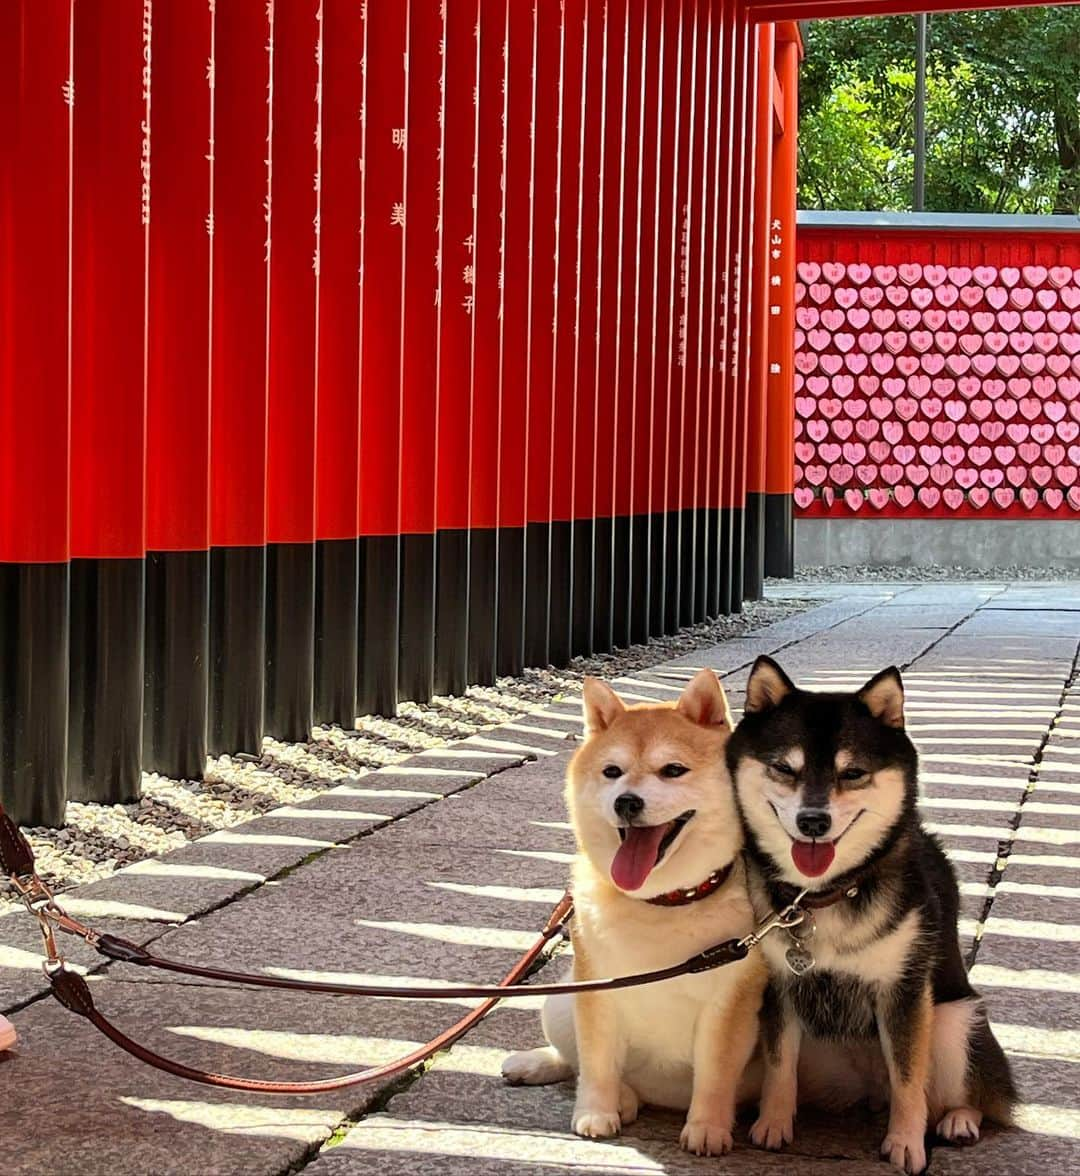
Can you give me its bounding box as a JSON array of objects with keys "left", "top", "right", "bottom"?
[
  {"left": 858, "top": 666, "right": 905, "bottom": 729},
  {"left": 744, "top": 656, "right": 796, "bottom": 714}
]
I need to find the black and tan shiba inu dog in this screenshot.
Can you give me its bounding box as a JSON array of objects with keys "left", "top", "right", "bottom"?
[{"left": 727, "top": 656, "right": 1016, "bottom": 1175}]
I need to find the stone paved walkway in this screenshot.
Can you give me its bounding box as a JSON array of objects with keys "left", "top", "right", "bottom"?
[{"left": 2, "top": 582, "right": 1078, "bottom": 1175}]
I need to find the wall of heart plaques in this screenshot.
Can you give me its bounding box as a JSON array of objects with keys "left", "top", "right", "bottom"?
[{"left": 793, "top": 242, "right": 1080, "bottom": 517}]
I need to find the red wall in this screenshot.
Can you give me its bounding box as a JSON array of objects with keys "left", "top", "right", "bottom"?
[{"left": 796, "top": 226, "right": 1080, "bottom": 518}]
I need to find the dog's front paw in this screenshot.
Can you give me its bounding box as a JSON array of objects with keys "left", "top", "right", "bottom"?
[
  {"left": 680, "top": 1119, "right": 734, "bottom": 1156},
  {"left": 880, "top": 1130, "right": 927, "bottom": 1174},
  {"left": 936, "top": 1107, "right": 981, "bottom": 1145},
  {"left": 572, "top": 1108, "right": 622, "bottom": 1139},
  {"left": 750, "top": 1112, "right": 794, "bottom": 1150}
]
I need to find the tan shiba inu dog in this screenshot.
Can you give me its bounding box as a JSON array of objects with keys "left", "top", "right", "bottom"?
[{"left": 502, "top": 670, "right": 766, "bottom": 1156}]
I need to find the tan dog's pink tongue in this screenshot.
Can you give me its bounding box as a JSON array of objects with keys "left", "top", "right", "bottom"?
[
  {"left": 611, "top": 822, "right": 673, "bottom": 891},
  {"left": 791, "top": 840, "right": 835, "bottom": 877}
]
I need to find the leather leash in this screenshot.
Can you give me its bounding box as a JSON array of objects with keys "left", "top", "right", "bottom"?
[{"left": 0, "top": 801, "right": 804, "bottom": 1093}]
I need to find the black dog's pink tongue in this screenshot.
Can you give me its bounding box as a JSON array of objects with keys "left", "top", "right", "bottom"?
[
  {"left": 791, "top": 839, "right": 835, "bottom": 877},
  {"left": 611, "top": 823, "right": 673, "bottom": 891}
]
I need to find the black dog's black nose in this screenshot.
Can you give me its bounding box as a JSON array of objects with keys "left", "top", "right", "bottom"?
[
  {"left": 796, "top": 809, "right": 832, "bottom": 839},
  {"left": 614, "top": 792, "right": 645, "bottom": 821}
]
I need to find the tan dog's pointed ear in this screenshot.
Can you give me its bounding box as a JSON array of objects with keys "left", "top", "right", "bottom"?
[
  {"left": 858, "top": 666, "right": 905, "bottom": 729},
  {"left": 581, "top": 677, "right": 625, "bottom": 733},
  {"left": 677, "top": 669, "right": 733, "bottom": 729},
  {"left": 744, "top": 656, "right": 796, "bottom": 714}
]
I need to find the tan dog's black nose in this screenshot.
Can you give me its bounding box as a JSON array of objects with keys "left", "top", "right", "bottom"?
[{"left": 614, "top": 792, "right": 645, "bottom": 822}]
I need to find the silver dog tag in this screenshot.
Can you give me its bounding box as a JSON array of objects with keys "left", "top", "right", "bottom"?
[{"left": 785, "top": 944, "right": 816, "bottom": 976}]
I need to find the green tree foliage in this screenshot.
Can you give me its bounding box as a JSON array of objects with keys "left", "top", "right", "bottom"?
[{"left": 799, "top": 8, "right": 1080, "bottom": 215}]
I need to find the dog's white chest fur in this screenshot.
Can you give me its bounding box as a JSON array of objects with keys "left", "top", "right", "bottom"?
[{"left": 572, "top": 872, "right": 756, "bottom": 1108}]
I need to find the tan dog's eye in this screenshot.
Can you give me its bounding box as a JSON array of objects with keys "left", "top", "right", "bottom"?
[
  {"left": 839, "top": 767, "right": 868, "bottom": 783},
  {"left": 602, "top": 764, "right": 623, "bottom": 779},
  {"left": 660, "top": 763, "right": 688, "bottom": 779}
]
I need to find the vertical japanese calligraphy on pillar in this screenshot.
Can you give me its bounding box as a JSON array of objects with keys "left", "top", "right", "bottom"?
[
  {"left": 399, "top": 0, "right": 443, "bottom": 704},
  {"left": 434, "top": 0, "right": 480, "bottom": 694},
  {"left": 357, "top": 1, "right": 407, "bottom": 714}
]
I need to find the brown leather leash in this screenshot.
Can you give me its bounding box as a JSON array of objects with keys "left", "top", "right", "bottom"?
[{"left": 0, "top": 801, "right": 803, "bottom": 1094}]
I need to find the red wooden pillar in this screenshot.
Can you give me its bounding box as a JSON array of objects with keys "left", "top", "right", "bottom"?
[
  {"left": 0, "top": 0, "right": 72, "bottom": 826},
  {"left": 209, "top": 2, "right": 273, "bottom": 755},
  {"left": 314, "top": 0, "right": 364, "bottom": 729},
  {"left": 570, "top": 0, "right": 604, "bottom": 657},
  {"left": 433, "top": 0, "right": 479, "bottom": 695},
  {"left": 691, "top": 0, "right": 721, "bottom": 622},
  {"left": 68, "top": 1, "right": 148, "bottom": 803},
  {"left": 523, "top": 1, "right": 562, "bottom": 668},
  {"left": 495, "top": 0, "right": 533, "bottom": 677},
  {"left": 591, "top": 0, "right": 627, "bottom": 653},
  {"left": 609, "top": 0, "right": 641, "bottom": 649},
  {"left": 765, "top": 23, "right": 799, "bottom": 576},
  {"left": 744, "top": 20, "right": 776, "bottom": 600},
  {"left": 467, "top": 0, "right": 506, "bottom": 685},
  {"left": 145, "top": 1, "right": 213, "bottom": 783},
  {"left": 676, "top": 0, "right": 705, "bottom": 628},
  {"left": 357, "top": 3, "right": 407, "bottom": 715},
  {"left": 647, "top": 0, "right": 680, "bottom": 638},
  {"left": 629, "top": 0, "right": 661, "bottom": 643},
  {"left": 548, "top": 0, "right": 585, "bottom": 666},
  {"left": 398, "top": 0, "right": 443, "bottom": 704},
  {"left": 266, "top": 0, "right": 321, "bottom": 741}
]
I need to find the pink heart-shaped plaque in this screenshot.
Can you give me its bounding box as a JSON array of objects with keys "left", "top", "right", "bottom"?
[
  {"left": 1019, "top": 488, "right": 1039, "bottom": 509},
  {"left": 943, "top": 488, "right": 965, "bottom": 510},
  {"left": 893, "top": 485, "right": 915, "bottom": 508}
]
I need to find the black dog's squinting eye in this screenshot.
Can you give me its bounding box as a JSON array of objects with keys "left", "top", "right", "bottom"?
[
  {"left": 660, "top": 763, "right": 688, "bottom": 779},
  {"left": 771, "top": 761, "right": 797, "bottom": 777},
  {"left": 602, "top": 765, "right": 623, "bottom": 780}
]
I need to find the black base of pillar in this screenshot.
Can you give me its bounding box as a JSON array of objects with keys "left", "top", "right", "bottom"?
[
  {"left": 693, "top": 508, "right": 709, "bottom": 622},
  {"left": 661, "top": 509, "right": 680, "bottom": 636},
  {"left": 678, "top": 508, "right": 696, "bottom": 631},
  {"left": 764, "top": 492, "right": 794, "bottom": 579},
  {"left": 68, "top": 557, "right": 144, "bottom": 803},
  {"left": 399, "top": 532, "right": 436, "bottom": 704},
  {"left": 610, "top": 514, "right": 631, "bottom": 649},
  {"left": 265, "top": 542, "right": 315, "bottom": 742},
  {"left": 729, "top": 506, "right": 746, "bottom": 614},
  {"left": 144, "top": 549, "right": 209, "bottom": 781},
  {"left": 628, "top": 513, "right": 650, "bottom": 646},
  {"left": 357, "top": 534, "right": 400, "bottom": 717},
  {"left": 571, "top": 517, "right": 594, "bottom": 657},
  {"left": 648, "top": 511, "right": 667, "bottom": 639},
  {"left": 592, "top": 515, "right": 614, "bottom": 654},
  {"left": 524, "top": 521, "right": 550, "bottom": 668},
  {"left": 209, "top": 545, "right": 266, "bottom": 756},
  {"left": 314, "top": 538, "right": 358, "bottom": 729},
  {"left": 496, "top": 525, "right": 525, "bottom": 678},
  {"left": 715, "top": 507, "right": 733, "bottom": 617},
  {"left": 743, "top": 491, "right": 765, "bottom": 602},
  {"left": 548, "top": 520, "right": 572, "bottom": 667},
  {"left": 434, "top": 528, "right": 470, "bottom": 696},
  {"left": 467, "top": 527, "right": 497, "bottom": 686},
  {"left": 0, "top": 562, "right": 69, "bottom": 826}
]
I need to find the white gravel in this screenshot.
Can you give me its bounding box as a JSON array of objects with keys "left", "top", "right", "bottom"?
[
  {"left": 2, "top": 596, "right": 809, "bottom": 910},
  {"left": 782, "top": 565, "right": 1080, "bottom": 583}
]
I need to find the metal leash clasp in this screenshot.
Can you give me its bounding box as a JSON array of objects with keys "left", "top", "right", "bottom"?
[
  {"left": 9, "top": 871, "right": 99, "bottom": 977},
  {"left": 737, "top": 889, "right": 809, "bottom": 952}
]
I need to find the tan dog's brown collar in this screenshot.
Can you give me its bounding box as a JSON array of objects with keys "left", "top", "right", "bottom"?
[{"left": 646, "top": 862, "right": 734, "bottom": 907}]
